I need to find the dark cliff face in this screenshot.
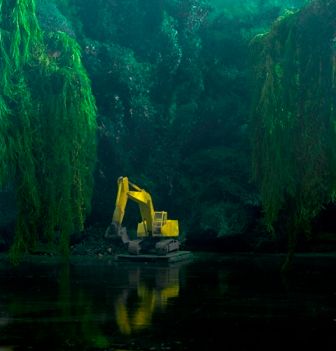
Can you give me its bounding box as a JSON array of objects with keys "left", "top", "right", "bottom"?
[
  {"left": 75, "top": 0, "right": 334, "bottom": 253},
  {"left": 67, "top": 0, "right": 306, "bottom": 245},
  {"left": 36, "top": 0, "right": 75, "bottom": 37},
  {"left": 1, "top": 1, "right": 335, "bottom": 254}
]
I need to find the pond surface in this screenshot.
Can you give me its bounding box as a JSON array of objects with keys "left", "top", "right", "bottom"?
[{"left": 0, "top": 253, "right": 335, "bottom": 350}]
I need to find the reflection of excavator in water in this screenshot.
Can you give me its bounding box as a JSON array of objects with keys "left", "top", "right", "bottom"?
[
  {"left": 115, "top": 266, "right": 180, "bottom": 335},
  {"left": 105, "top": 177, "right": 180, "bottom": 255}
]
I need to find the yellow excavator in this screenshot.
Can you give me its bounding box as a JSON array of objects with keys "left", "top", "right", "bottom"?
[{"left": 105, "top": 177, "right": 180, "bottom": 255}]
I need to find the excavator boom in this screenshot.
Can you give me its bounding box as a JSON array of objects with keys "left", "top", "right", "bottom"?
[{"left": 112, "top": 177, "right": 129, "bottom": 225}]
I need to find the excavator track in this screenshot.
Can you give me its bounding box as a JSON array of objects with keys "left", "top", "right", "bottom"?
[
  {"left": 126, "top": 238, "right": 180, "bottom": 256},
  {"left": 155, "top": 239, "right": 180, "bottom": 255}
]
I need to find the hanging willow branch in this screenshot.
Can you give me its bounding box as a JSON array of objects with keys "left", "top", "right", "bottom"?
[
  {"left": 250, "top": 0, "right": 336, "bottom": 266},
  {"left": 0, "top": 0, "right": 97, "bottom": 260}
]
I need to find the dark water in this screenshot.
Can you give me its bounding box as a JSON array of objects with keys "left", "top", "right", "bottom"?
[{"left": 0, "top": 253, "right": 335, "bottom": 350}]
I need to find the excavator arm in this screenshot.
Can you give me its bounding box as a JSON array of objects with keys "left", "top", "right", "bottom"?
[{"left": 111, "top": 177, "right": 155, "bottom": 235}]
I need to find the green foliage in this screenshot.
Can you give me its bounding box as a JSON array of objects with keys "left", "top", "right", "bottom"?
[
  {"left": 176, "top": 147, "right": 257, "bottom": 237},
  {"left": 251, "top": 0, "right": 336, "bottom": 245},
  {"left": 21, "top": 0, "right": 305, "bottom": 252},
  {"left": 57, "top": 0, "right": 307, "bottom": 242},
  {"left": 69, "top": 0, "right": 210, "bottom": 222},
  {"left": 0, "top": 0, "right": 96, "bottom": 260}
]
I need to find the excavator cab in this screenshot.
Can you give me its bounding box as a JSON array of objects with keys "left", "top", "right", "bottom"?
[{"left": 152, "top": 211, "right": 167, "bottom": 235}]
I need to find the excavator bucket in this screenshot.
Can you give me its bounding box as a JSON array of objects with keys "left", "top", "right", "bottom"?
[{"left": 105, "top": 222, "right": 130, "bottom": 245}]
